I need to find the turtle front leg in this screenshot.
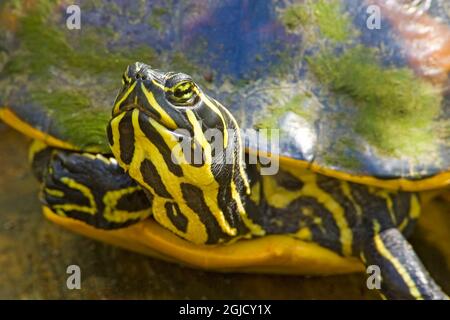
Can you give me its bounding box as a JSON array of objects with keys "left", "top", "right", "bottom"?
[
  {"left": 30, "top": 142, "right": 152, "bottom": 229},
  {"left": 362, "top": 227, "right": 448, "bottom": 300}
]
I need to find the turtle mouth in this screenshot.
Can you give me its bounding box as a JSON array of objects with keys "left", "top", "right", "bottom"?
[
  {"left": 118, "top": 103, "right": 160, "bottom": 122},
  {"left": 116, "top": 103, "right": 187, "bottom": 139}
]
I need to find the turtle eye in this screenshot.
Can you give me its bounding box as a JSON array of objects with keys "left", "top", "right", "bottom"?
[{"left": 167, "top": 80, "right": 198, "bottom": 106}]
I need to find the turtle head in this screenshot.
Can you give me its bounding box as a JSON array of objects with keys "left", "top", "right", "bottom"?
[
  {"left": 112, "top": 62, "right": 205, "bottom": 129},
  {"left": 107, "top": 62, "right": 250, "bottom": 244}
]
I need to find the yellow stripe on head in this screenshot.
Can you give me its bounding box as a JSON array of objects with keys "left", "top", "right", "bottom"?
[
  {"left": 197, "top": 91, "right": 229, "bottom": 148},
  {"left": 141, "top": 83, "right": 178, "bottom": 129},
  {"left": 151, "top": 79, "right": 169, "bottom": 91},
  {"left": 113, "top": 81, "right": 137, "bottom": 115}
]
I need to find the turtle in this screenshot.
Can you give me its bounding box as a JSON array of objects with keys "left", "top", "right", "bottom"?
[
  {"left": 0, "top": 0, "right": 450, "bottom": 300},
  {"left": 0, "top": 61, "right": 449, "bottom": 300}
]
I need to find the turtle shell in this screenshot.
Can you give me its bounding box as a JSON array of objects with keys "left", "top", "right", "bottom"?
[{"left": 0, "top": 0, "right": 449, "bottom": 190}]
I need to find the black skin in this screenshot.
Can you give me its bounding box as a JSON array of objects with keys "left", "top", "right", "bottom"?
[{"left": 33, "top": 147, "right": 151, "bottom": 229}]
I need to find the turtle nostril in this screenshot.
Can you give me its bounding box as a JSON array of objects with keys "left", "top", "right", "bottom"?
[{"left": 135, "top": 73, "right": 147, "bottom": 81}]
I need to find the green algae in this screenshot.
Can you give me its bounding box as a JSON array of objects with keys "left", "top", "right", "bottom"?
[
  {"left": 7, "top": 6, "right": 158, "bottom": 79},
  {"left": 281, "top": 0, "right": 352, "bottom": 42},
  {"left": 1, "top": 1, "right": 160, "bottom": 152},
  {"left": 148, "top": 6, "right": 169, "bottom": 31},
  {"left": 281, "top": 4, "right": 309, "bottom": 31},
  {"left": 170, "top": 51, "right": 201, "bottom": 76},
  {"left": 308, "top": 46, "right": 442, "bottom": 158},
  {"left": 256, "top": 93, "right": 316, "bottom": 130},
  {"left": 323, "top": 136, "right": 362, "bottom": 171},
  {"left": 279, "top": 1, "right": 444, "bottom": 161},
  {"left": 1, "top": 0, "right": 207, "bottom": 152},
  {"left": 30, "top": 89, "right": 111, "bottom": 152}
]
